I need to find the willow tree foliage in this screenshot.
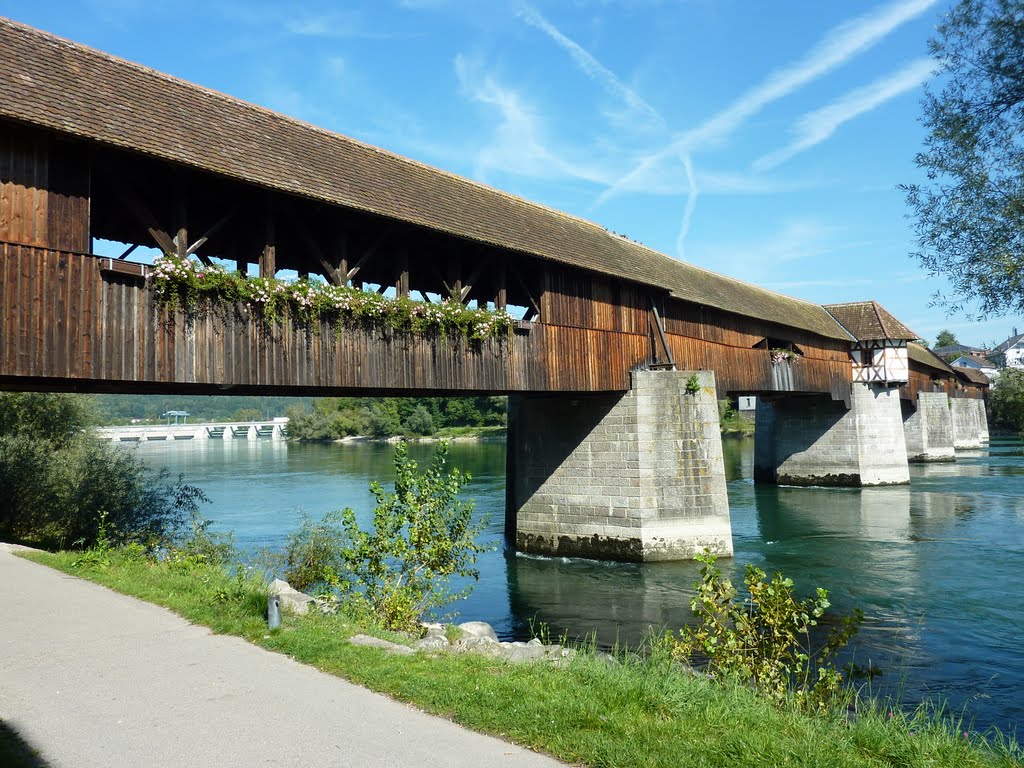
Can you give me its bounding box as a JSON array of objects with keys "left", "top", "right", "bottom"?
[{"left": 904, "top": 0, "right": 1024, "bottom": 317}]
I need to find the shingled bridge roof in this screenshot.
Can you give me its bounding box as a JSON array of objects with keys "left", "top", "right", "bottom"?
[
  {"left": 952, "top": 365, "right": 991, "bottom": 386},
  {"left": 0, "top": 17, "right": 855, "bottom": 341},
  {"left": 907, "top": 342, "right": 956, "bottom": 375},
  {"left": 823, "top": 301, "right": 918, "bottom": 342}
]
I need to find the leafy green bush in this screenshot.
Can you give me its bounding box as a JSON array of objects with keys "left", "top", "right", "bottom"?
[
  {"left": 164, "top": 512, "right": 236, "bottom": 572},
  {"left": 282, "top": 512, "right": 349, "bottom": 592},
  {"left": 669, "top": 551, "right": 863, "bottom": 712},
  {"left": 990, "top": 369, "right": 1024, "bottom": 434},
  {"left": 0, "top": 392, "right": 208, "bottom": 550}
]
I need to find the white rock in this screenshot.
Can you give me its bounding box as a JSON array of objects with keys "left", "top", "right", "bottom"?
[
  {"left": 457, "top": 621, "right": 498, "bottom": 642},
  {"left": 349, "top": 634, "right": 415, "bottom": 656},
  {"left": 413, "top": 635, "right": 450, "bottom": 651},
  {"left": 268, "top": 579, "right": 314, "bottom": 615}
]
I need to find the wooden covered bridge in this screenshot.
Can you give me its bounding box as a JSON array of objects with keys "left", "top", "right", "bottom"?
[{"left": 0, "top": 19, "right": 989, "bottom": 561}]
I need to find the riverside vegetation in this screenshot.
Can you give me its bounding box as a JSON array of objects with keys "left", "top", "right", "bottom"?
[{"left": 5, "top": 394, "right": 1019, "bottom": 766}]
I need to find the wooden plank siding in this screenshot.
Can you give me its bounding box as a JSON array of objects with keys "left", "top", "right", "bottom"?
[
  {"left": 2, "top": 247, "right": 859, "bottom": 398},
  {"left": 0, "top": 123, "right": 90, "bottom": 253},
  {"left": 662, "top": 300, "right": 851, "bottom": 397}
]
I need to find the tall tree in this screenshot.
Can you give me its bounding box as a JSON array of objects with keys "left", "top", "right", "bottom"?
[
  {"left": 904, "top": 0, "right": 1024, "bottom": 317},
  {"left": 936, "top": 329, "right": 959, "bottom": 347}
]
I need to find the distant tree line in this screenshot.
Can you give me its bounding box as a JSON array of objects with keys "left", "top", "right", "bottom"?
[{"left": 285, "top": 396, "right": 507, "bottom": 440}]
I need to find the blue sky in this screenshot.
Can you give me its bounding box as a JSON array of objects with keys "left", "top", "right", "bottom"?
[{"left": 4, "top": 0, "right": 1021, "bottom": 347}]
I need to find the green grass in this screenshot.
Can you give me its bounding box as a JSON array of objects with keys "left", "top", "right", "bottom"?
[{"left": 22, "top": 549, "right": 1021, "bottom": 768}]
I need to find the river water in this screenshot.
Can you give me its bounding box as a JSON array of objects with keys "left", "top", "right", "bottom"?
[{"left": 128, "top": 436, "right": 1023, "bottom": 734}]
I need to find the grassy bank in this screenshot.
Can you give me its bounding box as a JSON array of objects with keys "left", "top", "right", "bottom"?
[{"left": 20, "top": 548, "right": 1019, "bottom": 768}]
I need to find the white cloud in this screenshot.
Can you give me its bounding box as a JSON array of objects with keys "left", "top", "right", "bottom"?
[
  {"left": 597, "top": 0, "right": 938, "bottom": 205},
  {"left": 284, "top": 10, "right": 404, "bottom": 39},
  {"left": 675, "top": 152, "right": 698, "bottom": 258},
  {"left": 755, "top": 58, "right": 934, "bottom": 171},
  {"left": 516, "top": 3, "right": 666, "bottom": 132},
  {"left": 690, "top": 218, "right": 853, "bottom": 280},
  {"left": 454, "top": 54, "right": 614, "bottom": 185}
]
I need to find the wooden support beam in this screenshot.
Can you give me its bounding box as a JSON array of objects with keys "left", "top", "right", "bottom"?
[
  {"left": 459, "top": 260, "right": 487, "bottom": 303},
  {"left": 174, "top": 177, "right": 189, "bottom": 259},
  {"left": 513, "top": 270, "right": 541, "bottom": 321},
  {"left": 117, "top": 243, "right": 139, "bottom": 260},
  {"left": 649, "top": 298, "right": 676, "bottom": 369},
  {"left": 260, "top": 200, "right": 276, "bottom": 278},
  {"left": 345, "top": 234, "right": 386, "bottom": 282},
  {"left": 332, "top": 224, "right": 349, "bottom": 286},
  {"left": 417, "top": 290, "right": 432, "bottom": 304},
  {"left": 494, "top": 258, "right": 507, "bottom": 310},
  {"left": 98, "top": 165, "right": 176, "bottom": 254},
  {"left": 430, "top": 261, "right": 455, "bottom": 298},
  {"left": 395, "top": 249, "right": 410, "bottom": 297},
  {"left": 186, "top": 204, "right": 238, "bottom": 258},
  {"left": 282, "top": 201, "right": 346, "bottom": 285},
  {"left": 448, "top": 254, "right": 462, "bottom": 302}
]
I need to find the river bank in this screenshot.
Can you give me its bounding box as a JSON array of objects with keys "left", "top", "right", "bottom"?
[
  {"left": 118, "top": 436, "right": 1024, "bottom": 734},
  {"left": 17, "top": 546, "right": 1020, "bottom": 768}
]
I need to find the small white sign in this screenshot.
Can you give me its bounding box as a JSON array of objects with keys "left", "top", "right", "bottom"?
[{"left": 738, "top": 396, "right": 756, "bottom": 411}]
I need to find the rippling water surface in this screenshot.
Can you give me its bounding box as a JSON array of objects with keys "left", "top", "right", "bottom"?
[{"left": 129, "top": 435, "right": 1024, "bottom": 733}]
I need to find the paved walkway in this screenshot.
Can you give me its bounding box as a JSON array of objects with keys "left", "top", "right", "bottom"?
[{"left": 0, "top": 545, "right": 564, "bottom": 768}]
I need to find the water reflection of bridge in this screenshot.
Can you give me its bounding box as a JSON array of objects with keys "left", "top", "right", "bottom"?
[{"left": 506, "top": 476, "right": 962, "bottom": 647}]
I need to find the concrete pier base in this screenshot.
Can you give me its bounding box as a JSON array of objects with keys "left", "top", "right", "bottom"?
[
  {"left": 951, "top": 398, "right": 983, "bottom": 450},
  {"left": 902, "top": 391, "right": 955, "bottom": 463},
  {"left": 754, "top": 382, "right": 910, "bottom": 487},
  {"left": 975, "top": 399, "right": 990, "bottom": 442},
  {"left": 506, "top": 369, "right": 732, "bottom": 562}
]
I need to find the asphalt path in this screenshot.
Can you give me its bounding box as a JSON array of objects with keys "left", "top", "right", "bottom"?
[{"left": 0, "top": 544, "right": 564, "bottom": 767}]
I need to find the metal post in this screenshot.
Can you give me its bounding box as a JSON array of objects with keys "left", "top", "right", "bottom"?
[{"left": 267, "top": 595, "right": 281, "bottom": 629}]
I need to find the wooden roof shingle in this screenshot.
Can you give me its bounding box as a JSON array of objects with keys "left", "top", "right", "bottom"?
[
  {"left": 953, "top": 365, "right": 990, "bottom": 386},
  {"left": 0, "top": 17, "right": 859, "bottom": 341},
  {"left": 823, "top": 301, "right": 918, "bottom": 341},
  {"left": 907, "top": 342, "right": 956, "bottom": 374}
]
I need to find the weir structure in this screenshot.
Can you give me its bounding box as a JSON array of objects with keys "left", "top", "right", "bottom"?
[{"left": 0, "top": 19, "right": 990, "bottom": 561}]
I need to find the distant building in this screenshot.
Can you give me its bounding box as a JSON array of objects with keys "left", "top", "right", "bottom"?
[
  {"left": 932, "top": 343, "right": 982, "bottom": 359},
  {"left": 161, "top": 410, "right": 190, "bottom": 425},
  {"left": 950, "top": 355, "right": 998, "bottom": 380},
  {"left": 993, "top": 330, "right": 1024, "bottom": 371}
]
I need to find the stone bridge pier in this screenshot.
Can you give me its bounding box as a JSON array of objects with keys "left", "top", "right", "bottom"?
[
  {"left": 951, "top": 398, "right": 985, "bottom": 449},
  {"left": 505, "top": 370, "right": 732, "bottom": 562},
  {"left": 754, "top": 383, "right": 910, "bottom": 487},
  {"left": 902, "top": 392, "right": 955, "bottom": 463}
]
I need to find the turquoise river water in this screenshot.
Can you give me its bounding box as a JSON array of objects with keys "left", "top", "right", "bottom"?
[{"left": 127, "top": 436, "right": 1024, "bottom": 734}]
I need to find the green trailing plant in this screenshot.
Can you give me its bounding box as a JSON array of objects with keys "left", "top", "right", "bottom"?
[
  {"left": 342, "top": 441, "right": 489, "bottom": 632},
  {"left": 670, "top": 551, "right": 863, "bottom": 713},
  {"left": 149, "top": 253, "right": 517, "bottom": 340},
  {"left": 685, "top": 374, "right": 701, "bottom": 395}
]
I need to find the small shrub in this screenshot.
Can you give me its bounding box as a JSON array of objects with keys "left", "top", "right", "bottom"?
[
  {"left": 685, "top": 374, "right": 701, "bottom": 395},
  {"left": 281, "top": 441, "right": 491, "bottom": 632},
  {"left": 282, "top": 512, "right": 349, "bottom": 592},
  {"left": 669, "top": 550, "right": 863, "bottom": 712},
  {"left": 165, "top": 512, "right": 236, "bottom": 572}
]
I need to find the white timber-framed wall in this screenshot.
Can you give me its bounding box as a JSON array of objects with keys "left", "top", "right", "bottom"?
[{"left": 851, "top": 339, "right": 909, "bottom": 384}]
